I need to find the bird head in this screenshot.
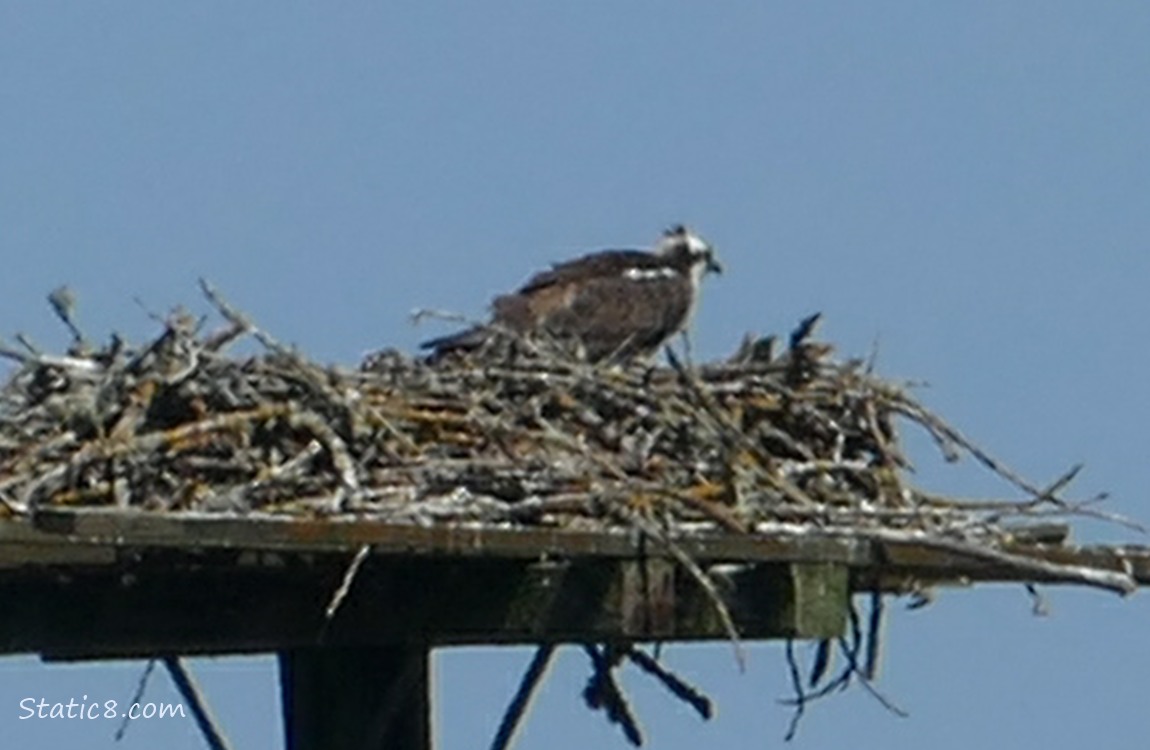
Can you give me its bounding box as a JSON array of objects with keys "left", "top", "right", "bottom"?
[{"left": 655, "top": 225, "right": 722, "bottom": 277}]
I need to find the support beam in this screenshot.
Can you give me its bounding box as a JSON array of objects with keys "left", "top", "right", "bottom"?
[
  {"left": 279, "top": 646, "right": 430, "bottom": 750},
  {"left": 13, "top": 556, "right": 850, "bottom": 660}
]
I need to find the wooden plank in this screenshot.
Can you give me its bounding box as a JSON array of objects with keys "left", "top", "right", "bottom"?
[
  {"left": 280, "top": 646, "right": 429, "bottom": 750},
  {"left": 9, "top": 511, "right": 1148, "bottom": 585},
  {"left": 689, "top": 562, "right": 849, "bottom": 640},
  {"left": 7, "top": 553, "right": 847, "bottom": 660},
  {"left": 2, "top": 510, "right": 867, "bottom": 566},
  {"left": 1, "top": 510, "right": 1147, "bottom": 660}
]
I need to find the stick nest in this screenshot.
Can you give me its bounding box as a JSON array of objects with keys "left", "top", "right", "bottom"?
[
  {"left": 0, "top": 282, "right": 1117, "bottom": 551},
  {"left": 1, "top": 282, "right": 1141, "bottom": 746}
]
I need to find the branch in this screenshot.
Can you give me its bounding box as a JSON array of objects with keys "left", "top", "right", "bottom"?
[{"left": 162, "top": 658, "right": 234, "bottom": 750}]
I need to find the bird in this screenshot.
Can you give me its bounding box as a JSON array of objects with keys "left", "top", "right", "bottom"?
[{"left": 420, "top": 225, "right": 722, "bottom": 364}]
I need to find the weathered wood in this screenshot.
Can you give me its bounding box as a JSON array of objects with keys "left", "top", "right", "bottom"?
[
  {"left": 8, "top": 511, "right": 1148, "bottom": 584},
  {"left": 691, "top": 563, "right": 849, "bottom": 640},
  {"left": 6, "top": 553, "right": 845, "bottom": 660},
  {"left": 3, "top": 509, "right": 866, "bottom": 566},
  {"left": 3, "top": 510, "right": 1147, "bottom": 661},
  {"left": 280, "top": 646, "right": 429, "bottom": 750}
]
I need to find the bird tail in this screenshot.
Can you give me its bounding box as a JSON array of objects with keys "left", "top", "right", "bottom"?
[{"left": 419, "top": 325, "right": 493, "bottom": 361}]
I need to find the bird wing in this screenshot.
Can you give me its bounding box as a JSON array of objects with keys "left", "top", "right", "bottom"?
[
  {"left": 426, "top": 249, "right": 689, "bottom": 362},
  {"left": 515, "top": 250, "right": 659, "bottom": 294},
  {"left": 538, "top": 271, "right": 694, "bottom": 360}
]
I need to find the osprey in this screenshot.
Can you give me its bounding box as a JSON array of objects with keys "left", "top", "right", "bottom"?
[{"left": 421, "top": 225, "right": 722, "bottom": 363}]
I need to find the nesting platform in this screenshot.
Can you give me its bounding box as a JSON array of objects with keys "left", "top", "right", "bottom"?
[{"left": 1, "top": 288, "right": 1145, "bottom": 749}]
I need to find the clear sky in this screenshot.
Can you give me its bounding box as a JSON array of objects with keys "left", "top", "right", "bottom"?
[{"left": 2, "top": 3, "right": 1149, "bottom": 748}]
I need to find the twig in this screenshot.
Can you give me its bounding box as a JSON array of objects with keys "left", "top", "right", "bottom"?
[
  {"left": 114, "top": 659, "right": 156, "bottom": 741},
  {"left": 623, "top": 644, "right": 713, "bottom": 719},
  {"left": 199, "top": 278, "right": 291, "bottom": 357},
  {"left": 783, "top": 639, "right": 807, "bottom": 741},
  {"left": 0, "top": 344, "right": 103, "bottom": 373},
  {"left": 808, "top": 639, "right": 832, "bottom": 688},
  {"left": 897, "top": 399, "right": 1081, "bottom": 507},
  {"left": 490, "top": 645, "right": 557, "bottom": 750},
  {"left": 779, "top": 595, "right": 908, "bottom": 734},
  {"left": 623, "top": 510, "right": 747, "bottom": 671},
  {"left": 752, "top": 522, "right": 1138, "bottom": 595},
  {"left": 409, "top": 307, "right": 477, "bottom": 327},
  {"left": 582, "top": 644, "right": 643, "bottom": 747},
  {"left": 864, "top": 590, "right": 883, "bottom": 680},
  {"left": 836, "top": 637, "right": 908, "bottom": 718},
  {"left": 1025, "top": 583, "right": 1050, "bottom": 617},
  {"left": 161, "top": 657, "right": 234, "bottom": 750},
  {"left": 324, "top": 544, "right": 371, "bottom": 622}
]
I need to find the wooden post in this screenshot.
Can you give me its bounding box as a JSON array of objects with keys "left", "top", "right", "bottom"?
[{"left": 279, "top": 646, "right": 431, "bottom": 750}]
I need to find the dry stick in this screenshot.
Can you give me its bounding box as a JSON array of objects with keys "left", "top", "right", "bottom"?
[
  {"left": 665, "top": 489, "right": 748, "bottom": 533},
  {"left": 752, "top": 522, "right": 1138, "bottom": 595},
  {"left": 872, "top": 528, "right": 1138, "bottom": 595},
  {"left": 835, "top": 637, "right": 908, "bottom": 718},
  {"left": 845, "top": 596, "right": 864, "bottom": 680},
  {"left": 898, "top": 398, "right": 1092, "bottom": 513},
  {"left": 201, "top": 278, "right": 376, "bottom": 467},
  {"left": 199, "top": 279, "right": 289, "bottom": 357},
  {"left": 623, "top": 510, "right": 747, "bottom": 671},
  {"left": 114, "top": 659, "right": 156, "bottom": 741},
  {"left": 409, "top": 307, "right": 483, "bottom": 328},
  {"left": 1016, "top": 497, "right": 1146, "bottom": 536},
  {"left": 1025, "top": 582, "right": 1051, "bottom": 617},
  {"left": 1062, "top": 490, "right": 1144, "bottom": 529},
  {"left": 199, "top": 279, "right": 327, "bottom": 396},
  {"left": 917, "top": 490, "right": 1067, "bottom": 511},
  {"left": 808, "top": 639, "right": 833, "bottom": 689},
  {"left": 287, "top": 409, "right": 362, "bottom": 507},
  {"left": 161, "top": 657, "right": 234, "bottom": 750},
  {"left": 780, "top": 643, "right": 853, "bottom": 707},
  {"left": 498, "top": 494, "right": 596, "bottom": 522},
  {"left": 14, "top": 332, "right": 41, "bottom": 355},
  {"left": 664, "top": 347, "right": 819, "bottom": 507},
  {"left": 582, "top": 645, "right": 643, "bottom": 747},
  {"left": 918, "top": 488, "right": 1141, "bottom": 536},
  {"left": 986, "top": 463, "right": 1145, "bottom": 532},
  {"left": 0, "top": 342, "right": 104, "bottom": 373},
  {"left": 0, "top": 487, "right": 23, "bottom": 515},
  {"left": 262, "top": 439, "right": 325, "bottom": 482},
  {"left": 782, "top": 597, "right": 908, "bottom": 730},
  {"left": 201, "top": 319, "right": 249, "bottom": 353},
  {"left": 838, "top": 599, "right": 864, "bottom": 695},
  {"left": 28, "top": 404, "right": 355, "bottom": 512},
  {"left": 863, "top": 590, "right": 883, "bottom": 680},
  {"left": 783, "top": 639, "right": 808, "bottom": 742},
  {"left": 863, "top": 395, "right": 909, "bottom": 468},
  {"left": 489, "top": 645, "right": 557, "bottom": 750},
  {"left": 623, "top": 645, "right": 713, "bottom": 720},
  {"left": 20, "top": 404, "right": 291, "bottom": 507},
  {"left": 324, "top": 544, "right": 372, "bottom": 622},
  {"left": 739, "top": 499, "right": 977, "bottom": 525}
]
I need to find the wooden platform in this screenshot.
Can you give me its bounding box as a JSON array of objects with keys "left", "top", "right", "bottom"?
[
  {"left": 3, "top": 509, "right": 1146, "bottom": 750},
  {"left": 2, "top": 509, "right": 1146, "bottom": 659}
]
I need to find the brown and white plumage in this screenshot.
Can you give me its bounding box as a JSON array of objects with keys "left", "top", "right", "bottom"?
[{"left": 421, "top": 226, "right": 721, "bottom": 363}]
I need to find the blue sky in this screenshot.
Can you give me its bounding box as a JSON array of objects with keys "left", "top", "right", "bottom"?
[{"left": 1, "top": 3, "right": 1148, "bottom": 748}]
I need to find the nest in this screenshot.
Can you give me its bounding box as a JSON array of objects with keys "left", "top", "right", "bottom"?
[
  {"left": 0, "top": 282, "right": 1140, "bottom": 746},
  {"left": 0, "top": 282, "right": 1130, "bottom": 547}
]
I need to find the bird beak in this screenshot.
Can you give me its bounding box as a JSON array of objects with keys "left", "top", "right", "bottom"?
[{"left": 705, "top": 253, "right": 723, "bottom": 275}]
